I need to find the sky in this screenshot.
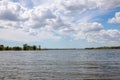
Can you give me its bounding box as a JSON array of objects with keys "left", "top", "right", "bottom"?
[{"left": 0, "top": 0, "right": 120, "bottom": 48}]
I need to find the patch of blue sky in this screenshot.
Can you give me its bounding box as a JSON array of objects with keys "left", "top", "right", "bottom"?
[
  {"left": 11, "top": 0, "right": 19, "bottom": 2},
  {"left": 90, "top": 7, "right": 120, "bottom": 30}
]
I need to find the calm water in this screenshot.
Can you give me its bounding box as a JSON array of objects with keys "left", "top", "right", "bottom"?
[{"left": 0, "top": 50, "right": 120, "bottom": 80}]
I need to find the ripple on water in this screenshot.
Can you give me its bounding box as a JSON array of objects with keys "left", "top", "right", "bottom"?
[{"left": 0, "top": 50, "right": 120, "bottom": 80}]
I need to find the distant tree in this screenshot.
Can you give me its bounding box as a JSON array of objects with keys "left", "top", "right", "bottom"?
[
  {"left": 0, "top": 43, "right": 42, "bottom": 51},
  {"left": 13, "top": 46, "right": 22, "bottom": 50},
  {"left": 0, "top": 45, "right": 4, "bottom": 50},
  {"left": 23, "top": 44, "right": 29, "bottom": 50},
  {"left": 5, "top": 46, "right": 9, "bottom": 50},
  {"left": 85, "top": 46, "right": 120, "bottom": 49},
  {"left": 5, "top": 46, "right": 12, "bottom": 50},
  {"left": 33, "top": 45, "right": 37, "bottom": 50},
  {"left": 23, "top": 44, "right": 39, "bottom": 50}
]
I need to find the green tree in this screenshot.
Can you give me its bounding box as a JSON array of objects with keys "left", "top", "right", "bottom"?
[
  {"left": 13, "top": 46, "right": 22, "bottom": 50},
  {"left": 0, "top": 45, "right": 4, "bottom": 50},
  {"left": 23, "top": 44, "right": 29, "bottom": 50},
  {"left": 5, "top": 46, "right": 12, "bottom": 50},
  {"left": 33, "top": 45, "right": 37, "bottom": 50}
]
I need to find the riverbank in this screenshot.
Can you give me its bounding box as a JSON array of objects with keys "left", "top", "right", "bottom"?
[{"left": 85, "top": 46, "right": 120, "bottom": 50}]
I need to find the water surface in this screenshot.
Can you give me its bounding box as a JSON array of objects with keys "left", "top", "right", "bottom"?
[{"left": 0, "top": 50, "right": 120, "bottom": 80}]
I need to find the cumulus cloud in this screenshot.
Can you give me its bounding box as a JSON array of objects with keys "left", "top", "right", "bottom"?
[
  {"left": 56, "top": 0, "right": 120, "bottom": 14},
  {"left": 0, "top": 0, "right": 25, "bottom": 21},
  {"left": 0, "top": 0, "right": 120, "bottom": 44},
  {"left": 0, "top": 0, "right": 61, "bottom": 41},
  {"left": 73, "top": 22, "right": 103, "bottom": 41},
  {"left": 0, "top": 10, "right": 18, "bottom": 21},
  {"left": 99, "top": 30, "right": 120, "bottom": 42},
  {"left": 74, "top": 22, "right": 103, "bottom": 32},
  {"left": 0, "top": 26, "right": 5, "bottom": 29},
  {"left": 96, "top": 0, "right": 120, "bottom": 9},
  {"left": 108, "top": 12, "right": 120, "bottom": 23},
  {"left": 59, "top": 0, "right": 96, "bottom": 13},
  {"left": 23, "top": 7, "right": 56, "bottom": 29},
  {"left": 0, "top": 0, "right": 27, "bottom": 29},
  {"left": 73, "top": 22, "right": 120, "bottom": 42},
  {"left": 15, "top": 0, "right": 34, "bottom": 8}
]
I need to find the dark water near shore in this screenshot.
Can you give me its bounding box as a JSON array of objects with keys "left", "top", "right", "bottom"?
[{"left": 0, "top": 50, "right": 120, "bottom": 80}]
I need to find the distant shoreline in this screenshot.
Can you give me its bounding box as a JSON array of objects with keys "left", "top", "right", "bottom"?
[
  {"left": 0, "top": 48, "right": 120, "bottom": 51},
  {"left": 85, "top": 46, "right": 120, "bottom": 50},
  {"left": 0, "top": 43, "right": 120, "bottom": 51}
]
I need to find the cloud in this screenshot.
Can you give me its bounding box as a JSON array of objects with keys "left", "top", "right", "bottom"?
[
  {"left": 0, "top": 28, "right": 61, "bottom": 42},
  {"left": 73, "top": 22, "right": 103, "bottom": 41},
  {"left": 74, "top": 22, "right": 103, "bottom": 32},
  {"left": 23, "top": 7, "right": 56, "bottom": 29},
  {"left": 0, "top": 26, "right": 5, "bottom": 29},
  {"left": 99, "top": 30, "right": 120, "bottom": 42},
  {"left": 108, "top": 12, "right": 120, "bottom": 23},
  {"left": 16, "top": 0, "right": 34, "bottom": 8},
  {"left": 56, "top": 0, "right": 120, "bottom": 14},
  {"left": 0, "top": 0, "right": 26, "bottom": 21},
  {"left": 96, "top": 0, "right": 120, "bottom": 9},
  {"left": 73, "top": 22, "right": 120, "bottom": 43},
  {"left": 0, "top": 10, "right": 19, "bottom": 21},
  {"left": 0, "top": 0, "right": 120, "bottom": 44},
  {"left": 0, "top": 0, "right": 27, "bottom": 29},
  {"left": 56, "top": 0, "right": 97, "bottom": 14},
  {"left": 0, "top": 0, "right": 61, "bottom": 41}
]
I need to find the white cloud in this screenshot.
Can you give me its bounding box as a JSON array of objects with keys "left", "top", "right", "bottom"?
[
  {"left": 73, "top": 22, "right": 120, "bottom": 43},
  {"left": 74, "top": 22, "right": 103, "bottom": 41},
  {"left": 16, "top": 0, "right": 34, "bottom": 8},
  {"left": 96, "top": 0, "right": 120, "bottom": 9},
  {"left": 108, "top": 12, "right": 120, "bottom": 23},
  {"left": 23, "top": 7, "right": 56, "bottom": 29},
  {"left": 99, "top": 30, "right": 120, "bottom": 42},
  {"left": 74, "top": 22, "right": 103, "bottom": 32},
  {"left": 55, "top": 0, "right": 120, "bottom": 14},
  {"left": 0, "top": 0, "right": 27, "bottom": 29},
  {"left": 0, "top": 0, "right": 120, "bottom": 44},
  {"left": 56, "top": 0, "right": 97, "bottom": 14},
  {"left": 0, "top": 0, "right": 26, "bottom": 21},
  {"left": 0, "top": 0, "right": 61, "bottom": 41},
  {"left": 0, "top": 28, "right": 61, "bottom": 42}
]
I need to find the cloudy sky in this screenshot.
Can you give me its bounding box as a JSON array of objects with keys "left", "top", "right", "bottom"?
[{"left": 0, "top": 0, "right": 120, "bottom": 48}]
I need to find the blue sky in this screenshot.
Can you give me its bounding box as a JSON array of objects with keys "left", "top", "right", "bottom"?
[{"left": 0, "top": 0, "right": 120, "bottom": 48}]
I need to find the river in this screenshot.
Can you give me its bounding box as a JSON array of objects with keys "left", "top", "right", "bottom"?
[{"left": 0, "top": 49, "right": 120, "bottom": 80}]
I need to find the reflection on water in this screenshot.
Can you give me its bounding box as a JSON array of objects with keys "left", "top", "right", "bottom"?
[{"left": 0, "top": 50, "right": 120, "bottom": 80}]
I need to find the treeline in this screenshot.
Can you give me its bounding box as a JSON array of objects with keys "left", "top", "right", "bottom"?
[
  {"left": 0, "top": 44, "right": 41, "bottom": 51},
  {"left": 85, "top": 46, "right": 120, "bottom": 49}
]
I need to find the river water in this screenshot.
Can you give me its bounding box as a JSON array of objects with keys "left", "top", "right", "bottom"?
[{"left": 0, "top": 50, "right": 120, "bottom": 80}]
